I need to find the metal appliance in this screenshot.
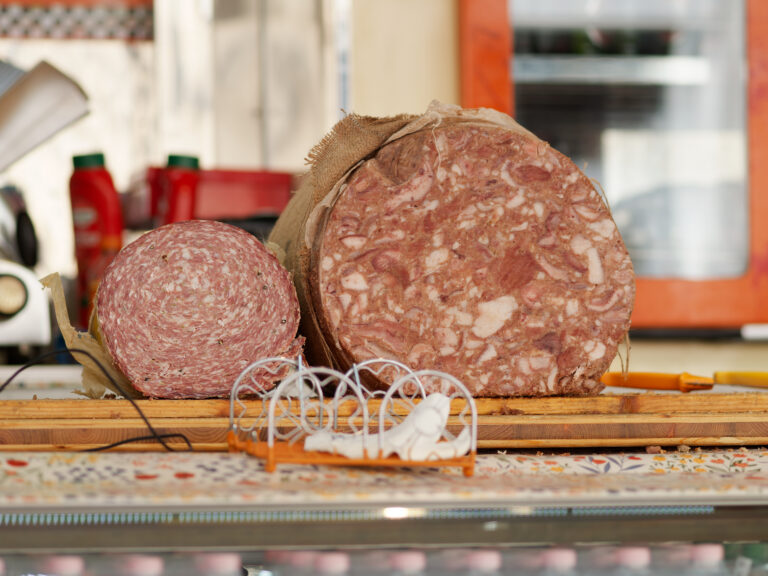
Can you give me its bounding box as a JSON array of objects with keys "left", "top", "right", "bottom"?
[
  {"left": 0, "top": 186, "right": 49, "bottom": 346},
  {"left": 0, "top": 58, "right": 88, "bottom": 350}
]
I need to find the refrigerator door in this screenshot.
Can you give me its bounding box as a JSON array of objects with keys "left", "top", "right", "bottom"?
[{"left": 511, "top": 0, "right": 748, "bottom": 281}]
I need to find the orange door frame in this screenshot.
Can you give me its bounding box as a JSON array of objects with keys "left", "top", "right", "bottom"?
[{"left": 459, "top": 0, "right": 768, "bottom": 328}]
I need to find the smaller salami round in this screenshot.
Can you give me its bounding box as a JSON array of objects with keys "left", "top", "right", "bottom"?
[{"left": 96, "top": 220, "right": 303, "bottom": 398}]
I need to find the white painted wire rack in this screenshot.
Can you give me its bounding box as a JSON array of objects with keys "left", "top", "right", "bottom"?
[{"left": 227, "top": 358, "right": 477, "bottom": 476}]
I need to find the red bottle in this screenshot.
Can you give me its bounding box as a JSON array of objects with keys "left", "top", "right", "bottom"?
[
  {"left": 159, "top": 154, "right": 199, "bottom": 225},
  {"left": 70, "top": 152, "right": 123, "bottom": 329}
]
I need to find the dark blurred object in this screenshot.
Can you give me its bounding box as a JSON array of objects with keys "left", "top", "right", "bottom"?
[
  {"left": 0, "top": 185, "right": 37, "bottom": 267},
  {"left": 514, "top": 28, "right": 674, "bottom": 56},
  {"left": 220, "top": 215, "right": 279, "bottom": 243}
]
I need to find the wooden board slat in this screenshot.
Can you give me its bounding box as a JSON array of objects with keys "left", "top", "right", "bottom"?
[
  {"left": 3, "top": 392, "right": 768, "bottom": 419},
  {"left": 1, "top": 393, "right": 768, "bottom": 451}
]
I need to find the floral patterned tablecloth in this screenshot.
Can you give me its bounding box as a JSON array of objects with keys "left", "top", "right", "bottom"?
[{"left": 2, "top": 448, "right": 768, "bottom": 510}]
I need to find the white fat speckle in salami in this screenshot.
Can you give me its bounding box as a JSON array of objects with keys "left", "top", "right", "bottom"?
[
  {"left": 472, "top": 296, "right": 517, "bottom": 338},
  {"left": 589, "top": 219, "right": 616, "bottom": 238},
  {"left": 384, "top": 172, "right": 432, "bottom": 210},
  {"left": 316, "top": 123, "right": 635, "bottom": 396},
  {"left": 340, "top": 235, "right": 367, "bottom": 249},
  {"left": 570, "top": 235, "right": 591, "bottom": 255},
  {"left": 341, "top": 272, "right": 369, "bottom": 291},
  {"left": 586, "top": 247, "right": 604, "bottom": 284},
  {"left": 97, "top": 220, "right": 303, "bottom": 399},
  {"left": 589, "top": 341, "right": 607, "bottom": 360},
  {"left": 425, "top": 248, "right": 450, "bottom": 270},
  {"left": 547, "top": 367, "right": 558, "bottom": 391},
  {"left": 535, "top": 256, "right": 569, "bottom": 281},
  {"left": 506, "top": 194, "right": 526, "bottom": 209},
  {"left": 574, "top": 205, "right": 600, "bottom": 221},
  {"left": 447, "top": 307, "right": 474, "bottom": 326},
  {"left": 435, "top": 327, "right": 459, "bottom": 346},
  {"left": 587, "top": 289, "right": 621, "bottom": 312},
  {"left": 529, "top": 355, "right": 551, "bottom": 370},
  {"left": 478, "top": 344, "right": 498, "bottom": 363},
  {"left": 500, "top": 164, "right": 516, "bottom": 187}
]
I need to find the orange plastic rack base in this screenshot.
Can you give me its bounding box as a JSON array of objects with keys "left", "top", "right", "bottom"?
[{"left": 227, "top": 430, "right": 476, "bottom": 478}]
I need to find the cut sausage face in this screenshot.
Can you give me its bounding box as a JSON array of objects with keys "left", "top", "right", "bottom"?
[
  {"left": 97, "top": 220, "right": 303, "bottom": 398},
  {"left": 316, "top": 124, "right": 635, "bottom": 396}
]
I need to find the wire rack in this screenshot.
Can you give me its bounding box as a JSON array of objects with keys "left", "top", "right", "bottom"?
[{"left": 227, "top": 358, "right": 477, "bottom": 476}]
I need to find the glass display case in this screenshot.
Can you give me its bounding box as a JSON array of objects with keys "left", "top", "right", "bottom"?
[
  {"left": 461, "top": 0, "right": 768, "bottom": 330},
  {"left": 512, "top": 0, "right": 747, "bottom": 282},
  {"left": 510, "top": 0, "right": 768, "bottom": 331}
]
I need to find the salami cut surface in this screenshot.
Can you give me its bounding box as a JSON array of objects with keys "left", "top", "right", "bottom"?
[
  {"left": 313, "top": 120, "right": 635, "bottom": 396},
  {"left": 96, "top": 220, "right": 303, "bottom": 398}
]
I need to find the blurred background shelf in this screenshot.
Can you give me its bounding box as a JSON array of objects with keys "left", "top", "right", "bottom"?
[{"left": 513, "top": 55, "right": 711, "bottom": 85}]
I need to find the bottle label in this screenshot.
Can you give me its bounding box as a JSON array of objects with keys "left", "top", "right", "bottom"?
[{"left": 72, "top": 206, "right": 98, "bottom": 227}]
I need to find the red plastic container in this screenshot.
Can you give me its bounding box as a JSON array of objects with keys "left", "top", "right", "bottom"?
[
  {"left": 146, "top": 165, "right": 164, "bottom": 223},
  {"left": 145, "top": 164, "right": 292, "bottom": 223},
  {"left": 194, "top": 168, "right": 292, "bottom": 219},
  {"left": 69, "top": 152, "right": 123, "bottom": 328},
  {"left": 158, "top": 154, "right": 200, "bottom": 225}
]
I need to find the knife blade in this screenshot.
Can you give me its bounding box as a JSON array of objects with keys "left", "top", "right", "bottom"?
[{"left": 600, "top": 371, "right": 714, "bottom": 393}]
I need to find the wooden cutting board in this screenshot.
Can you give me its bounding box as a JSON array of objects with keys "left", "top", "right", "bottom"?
[{"left": 1, "top": 393, "right": 768, "bottom": 452}]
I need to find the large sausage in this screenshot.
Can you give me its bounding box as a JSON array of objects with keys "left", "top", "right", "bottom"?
[
  {"left": 96, "top": 220, "right": 303, "bottom": 398},
  {"left": 311, "top": 120, "right": 634, "bottom": 396}
]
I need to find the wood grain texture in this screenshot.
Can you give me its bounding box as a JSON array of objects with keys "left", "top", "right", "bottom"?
[
  {"left": 2, "top": 394, "right": 768, "bottom": 451},
  {"left": 3, "top": 392, "right": 768, "bottom": 419}
]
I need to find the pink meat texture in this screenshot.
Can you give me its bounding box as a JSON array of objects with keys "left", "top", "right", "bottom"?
[
  {"left": 314, "top": 122, "right": 635, "bottom": 396},
  {"left": 97, "top": 220, "right": 303, "bottom": 398}
]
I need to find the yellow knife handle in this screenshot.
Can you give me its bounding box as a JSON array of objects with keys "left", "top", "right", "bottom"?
[{"left": 713, "top": 371, "right": 768, "bottom": 388}]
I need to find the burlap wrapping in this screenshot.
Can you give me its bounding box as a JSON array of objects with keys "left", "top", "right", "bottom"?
[
  {"left": 267, "top": 100, "right": 542, "bottom": 374},
  {"left": 45, "top": 235, "right": 301, "bottom": 400},
  {"left": 42, "top": 273, "right": 141, "bottom": 398}
]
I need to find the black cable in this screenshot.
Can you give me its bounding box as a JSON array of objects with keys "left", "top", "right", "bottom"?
[
  {"left": 0, "top": 348, "right": 193, "bottom": 452},
  {"left": 81, "top": 434, "right": 193, "bottom": 453}
]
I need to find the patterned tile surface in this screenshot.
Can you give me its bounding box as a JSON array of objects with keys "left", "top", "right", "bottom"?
[
  {"left": 0, "top": 4, "right": 152, "bottom": 40},
  {"left": 2, "top": 449, "right": 768, "bottom": 510}
]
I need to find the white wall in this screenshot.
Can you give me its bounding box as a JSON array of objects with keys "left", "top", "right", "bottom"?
[
  {"left": 0, "top": 0, "right": 462, "bottom": 280},
  {"left": 0, "top": 39, "right": 155, "bottom": 278},
  {"left": 350, "top": 0, "right": 460, "bottom": 116}
]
